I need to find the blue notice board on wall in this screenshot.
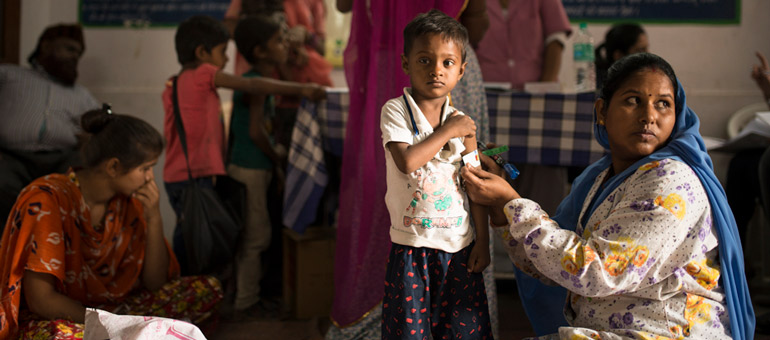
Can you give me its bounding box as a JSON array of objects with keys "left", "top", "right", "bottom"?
[
  {"left": 80, "top": 0, "right": 231, "bottom": 27},
  {"left": 562, "top": 0, "right": 740, "bottom": 24}
]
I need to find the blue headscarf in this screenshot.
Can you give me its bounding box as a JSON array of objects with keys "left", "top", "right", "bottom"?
[{"left": 548, "top": 78, "right": 755, "bottom": 339}]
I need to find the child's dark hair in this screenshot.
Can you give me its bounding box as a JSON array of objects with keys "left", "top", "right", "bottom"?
[
  {"left": 234, "top": 15, "right": 282, "bottom": 65},
  {"left": 403, "top": 9, "right": 469, "bottom": 62},
  {"left": 599, "top": 53, "right": 678, "bottom": 104},
  {"left": 80, "top": 104, "right": 165, "bottom": 172},
  {"left": 595, "top": 23, "right": 646, "bottom": 74},
  {"left": 174, "top": 15, "right": 230, "bottom": 65}
]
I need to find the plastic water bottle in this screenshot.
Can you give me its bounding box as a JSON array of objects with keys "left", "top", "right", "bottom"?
[{"left": 573, "top": 22, "right": 596, "bottom": 92}]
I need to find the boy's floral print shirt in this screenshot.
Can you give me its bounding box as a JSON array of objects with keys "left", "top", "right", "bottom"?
[{"left": 495, "top": 159, "right": 732, "bottom": 339}]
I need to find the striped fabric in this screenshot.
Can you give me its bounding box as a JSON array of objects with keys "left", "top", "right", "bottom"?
[
  {"left": 0, "top": 64, "right": 99, "bottom": 152},
  {"left": 282, "top": 91, "right": 348, "bottom": 232},
  {"left": 283, "top": 89, "right": 604, "bottom": 233},
  {"left": 486, "top": 91, "right": 605, "bottom": 167}
]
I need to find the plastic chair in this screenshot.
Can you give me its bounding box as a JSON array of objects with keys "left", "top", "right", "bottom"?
[{"left": 727, "top": 102, "right": 769, "bottom": 139}]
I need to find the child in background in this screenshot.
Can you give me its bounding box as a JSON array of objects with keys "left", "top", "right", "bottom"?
[
  {"left": 162, "top": 15, "right": 326, "bottom": 275},
  {"left": 380, "top": 9, "right": 492, "bottom": 339},
  {"left": 228, "top": 15, "right": 308, "bottom": 319}
]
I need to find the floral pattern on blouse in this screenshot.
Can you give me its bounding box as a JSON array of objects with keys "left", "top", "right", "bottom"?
[{"left": 494, "top": 159, "right": 732, "bottom": 339}]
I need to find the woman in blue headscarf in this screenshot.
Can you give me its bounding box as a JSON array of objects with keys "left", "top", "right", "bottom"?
[{"left": 461, "top": 53, "right": 755, "bottom": 339}]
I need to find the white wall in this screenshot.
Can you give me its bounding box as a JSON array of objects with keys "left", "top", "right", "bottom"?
[
  {"left": 555, "top": 0, "right": 770, "bottom": 180},
  {"left": 18, "top": 0, "right": 770, "bottom": 238},
  {"left": 20, "top": 0, "right": 237, "bottom": 241},
  {"left": 559, "top": 0, "right": 770, "bottom": 140}
]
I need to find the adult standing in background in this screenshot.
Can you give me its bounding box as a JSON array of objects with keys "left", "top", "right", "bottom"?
[
  {"left": 0, "top": 24, "right": 100, "bottom": 229},
  {"left": 475, "top": 0, "right": 571, "bottom": 90},
  {"left": 473, "top": 0, "right": 573, "bottom": 214},
  {"left": 474, "top": 0, "right": 573, "bottom": 335},
  {"left": 327, "top": 1, "right": 495, "bottom": 339}
]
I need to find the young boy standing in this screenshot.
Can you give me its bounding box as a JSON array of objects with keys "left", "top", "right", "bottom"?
[
  {"left": 227, "top": 15, "right": 293, "bottom": 319},
  {"left": 380, "top": 10, "right": 492, "bottom": 339},
  {"left": 163, "top": 15, "right": 325, "bottom": 275}
]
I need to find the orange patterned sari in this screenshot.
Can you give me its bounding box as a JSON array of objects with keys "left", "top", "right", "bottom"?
[{"left": 0, "top": 171, "right": 180, "bottom": 339}]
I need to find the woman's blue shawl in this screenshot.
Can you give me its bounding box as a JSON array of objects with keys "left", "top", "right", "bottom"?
[{"left": 539, "top": 79, "right": 754, "bottom": 338}]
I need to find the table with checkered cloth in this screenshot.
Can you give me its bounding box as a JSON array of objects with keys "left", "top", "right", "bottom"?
[
  {"left": 283, "top": 89, "right": 604, "bottom": 233},
  {"left": 486, "top": 90, "right": 605, "bottom": 166},
  {"left": 283, "top": 91, "right": 348, "bottom": 233}
]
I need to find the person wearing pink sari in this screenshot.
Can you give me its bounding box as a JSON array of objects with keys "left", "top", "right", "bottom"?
[{"left": 328, "top": 1, "right": 494, "bottom": 339}]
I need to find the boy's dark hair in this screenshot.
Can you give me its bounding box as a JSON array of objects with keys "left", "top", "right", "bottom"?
[
  {"left": 234, "top": 15, "right": 282, "bottom": 65},
  {"left": 174, "top": 15, "right": 230, "bottom": 65},
  {"left": 403, "top": 9, "right": 469, "bottom": 62},
  {"left": 80, "top": 104, "right": 165, "bottom": 172},
  {"left": 599, "top": 52, "right": 678, "bottom": 104}
]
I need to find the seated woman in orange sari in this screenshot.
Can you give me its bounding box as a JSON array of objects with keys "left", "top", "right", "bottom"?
[{"left": 0, "top": 106, "right": 222, "bottom": 339}]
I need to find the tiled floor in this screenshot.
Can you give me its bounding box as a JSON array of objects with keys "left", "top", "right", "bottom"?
[{"left": 207, "top": 277, "right": 770, "bottom": 339}]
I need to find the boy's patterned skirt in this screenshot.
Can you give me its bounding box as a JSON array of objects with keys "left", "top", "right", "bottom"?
[{"left": 382, "top": 242, "right": 493, "bottom": 340}]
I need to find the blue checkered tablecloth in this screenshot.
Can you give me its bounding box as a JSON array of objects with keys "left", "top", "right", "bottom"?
[
  {"left": 283, "top": 91, "right": 348, "bottom": 232},
  {"left": 486, "top": 91, "right": 605, "bottom": 166},
  {"left": 283, "top": 89, "right": 605, "bottom": 233}
]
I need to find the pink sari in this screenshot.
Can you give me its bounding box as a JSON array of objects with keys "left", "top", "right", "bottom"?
[{"left": 332, "top": 0, "right": 468, "bottom": 327}]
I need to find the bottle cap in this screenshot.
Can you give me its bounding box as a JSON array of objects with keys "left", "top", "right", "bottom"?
[{"left": 504, "top": 163, "right": 520, "bottom": 180}]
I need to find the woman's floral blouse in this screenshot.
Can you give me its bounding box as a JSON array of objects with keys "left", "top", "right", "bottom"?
[{"left": 495, "top": 159, "right": 732, "bottom": 339}]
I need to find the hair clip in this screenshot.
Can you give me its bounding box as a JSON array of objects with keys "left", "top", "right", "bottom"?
[{"left": 102, "top": 103, "right": 113, "bottom": 115}]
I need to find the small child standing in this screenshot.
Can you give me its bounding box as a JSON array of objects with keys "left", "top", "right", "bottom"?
[
  {"left": 227, "top": 15, "right": 297, "bottom": 319},
  {"left": 380, "top": 9, "right": 492, "bottom": 339},
  {"left": 162, "top": 15, "right": 325, "bottom": 275}
]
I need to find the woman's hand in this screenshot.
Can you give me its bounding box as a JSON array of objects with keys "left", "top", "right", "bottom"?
[
  {"left": 134, "top": 178, "right": 161, "bottom": 222},
  {"left": 467, "top": 242, "right": 491, "bottom": 273},
  {"left": 137, "top": 177, "right": 171, "bottom": 290},
  {"left": 461, "top": 164, "right": 519, "bottom": 207},
  {"left": 479, "top": 152, "right": 505, "bottom": 178},
  {"left": 751, "top": 51, "right": 770, "bottom": 102}
]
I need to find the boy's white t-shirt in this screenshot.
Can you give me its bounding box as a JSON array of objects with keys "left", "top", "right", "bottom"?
[{"left": 380, "top": 88, "right": 473, "bottom": 253}]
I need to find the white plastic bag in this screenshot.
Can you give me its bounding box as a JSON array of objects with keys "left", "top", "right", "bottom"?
[{"left": 84, "top": 308, "right": 207, "bottom": 340}]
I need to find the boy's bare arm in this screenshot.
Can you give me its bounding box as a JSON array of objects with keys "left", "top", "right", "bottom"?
[
  {"left": 214, "top": 71, "right": 326, "bottom": 101},
  {"left": 246, "top": 93, "right": 283, "bottom": 166},
  {"left": 462, "top": 133, "right": 490, "bottom": 272},
  {"left": 388, "top": 113, "right": 476, "bottom": 174},
  {"left": 467, "top": 201, "right": 490, "bottom": 273}
]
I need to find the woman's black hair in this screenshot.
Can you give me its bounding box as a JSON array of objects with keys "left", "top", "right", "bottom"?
[
  {"left": 595, "top": 23, "right": 646, "bottom": 86},
  {"left": 234, "top": 15, "right": 282, "bottom": 65},
  {"left": 80, "top": 104, "right": 165, "bottom": 172},
  {"left": 598, "top": 52, "right": 678, "bottom": 105}
]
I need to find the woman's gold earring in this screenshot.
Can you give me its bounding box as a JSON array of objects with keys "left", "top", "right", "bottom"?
[{"left": 597, "top": 119, "right": 605, "bottom": 126}]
